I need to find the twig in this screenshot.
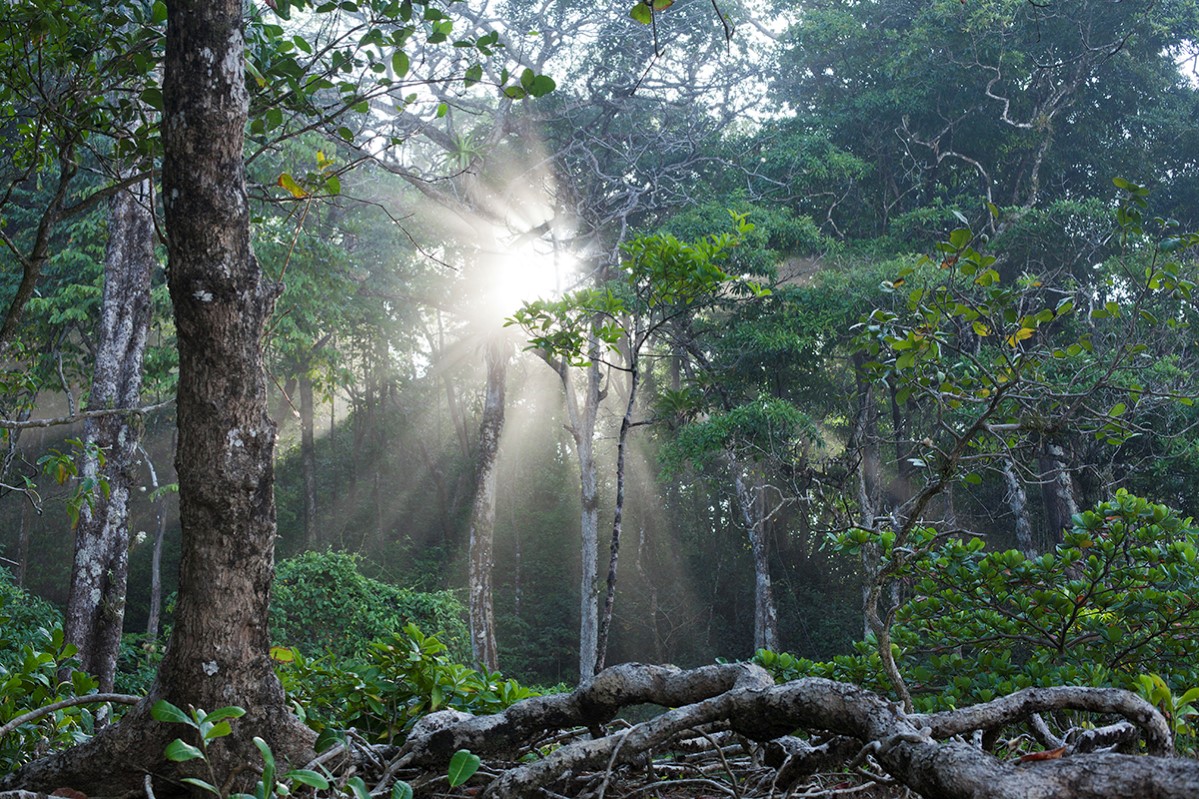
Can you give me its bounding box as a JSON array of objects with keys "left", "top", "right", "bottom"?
[
  {"left": 0, "top": 693, "right": 141, "bottom": 739},
  {"left": 596, "top": 727, "right": 633, "bottom": 799},
  {"left": 0, "top": 400, "right": 173, "bottom": 430}
]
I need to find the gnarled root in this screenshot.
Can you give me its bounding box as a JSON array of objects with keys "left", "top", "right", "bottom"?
[{"left": 391, "top": 663, "right": 1199, "bottom": 799}]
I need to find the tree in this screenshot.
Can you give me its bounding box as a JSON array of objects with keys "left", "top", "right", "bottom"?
[
  {"left": 62, "top": 173, "right": 156, "bottom": 693},
  {"left": 2, "top": 0, "right": 312, "bottom": 791},
  {"left": 513, "top": 214, "right": 758, "bottom": 671}
]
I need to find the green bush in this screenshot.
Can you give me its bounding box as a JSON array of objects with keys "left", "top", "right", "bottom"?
[
  {"left": 0, "top": 569, "right": 101, "bottom": 775},
  {"left": 757, "top": 492, "right": 1199, "bottom": 749},
  {"left": 270, "top": 550, "right": 469, "bottom": 662},
  {"left": 276, "top": 624, "right": 539, "bottom": 750}
]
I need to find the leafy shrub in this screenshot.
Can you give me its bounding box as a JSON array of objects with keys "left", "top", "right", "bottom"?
[
  {"left": 276, "top": 624, "right": 539, "bottom": 750},
  {"left": 0, "top": 569, "right": 101, "bottom": 775},
  {"left": 758, "top": 492, "right": 1199, "bottom": 724},
  {"left": 270, "top": 550, "right": 469, "bottom": 662},
  {"left": 0, "top": 567, "right": 62, "bottom": 673}
]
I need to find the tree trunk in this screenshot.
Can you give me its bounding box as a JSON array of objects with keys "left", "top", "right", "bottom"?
[
  {"left": 468, "top": 339, "right": 506, "bottom": 672},
  {"left": 2, "top": 4, "right": 313, "bottom": 792},
  {"left": 556, "top": 348, "right": 602, "bottom": 681},
  {"left": 1039, "top": 441, "right": 1079, "bottom": 546},
  {"left": 595, "top": 354, "right": 640, "bottom": 673},
  {"left": 63, "top": 174, "right": 155, "bottom": 693},
  {"left": 299, "top": 369, "right": 318, "bottom": 548},
  {"left": 144, "top": 433, "right": 173, "bottom": 638},
  {"left": 1002, "top": 456, "right": 1036, "bottom": 558},
  {"left": 733, "top": 463, "right": 778, "bottom": 653},
  {"left": 16, "top": 495, "right": 33, "bottom": 588}
]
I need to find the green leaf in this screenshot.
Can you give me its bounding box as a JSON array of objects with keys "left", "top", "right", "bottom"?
[
  {"left": 503, "top": 85, "right": 527, "bottom": 100},
  {"left": 391, "top": 782, "right": 414, "bottom": 799},
  {"left": 285, "top": 770, "right": 330, "bottom": 790},
  {"left": 140, "top": 87, "right": 164, "bottom": 111},
  {"left": 347, "top": 777, "right": 371, "bottom": 799},
  {"left": 464, "top": 63, "right": 482, "bottom": 87},
  {"left": 151, "top": 700, "right": 194, "bottom": 726},
  {"left": 203, "top": 706, "right": 247, "bottom": 723},
  {"left": 629, "top": 2, "right": 652, "bottom": 23},
  {"left": 528, "top": 75, "right": 556, "bottom": 97},
  {"left": 165, "top": 739, "right": 205, "bottom": 762},
  {"left": 436, "top": 102, "right": 448, "bottom": 118},
  {"left": 392, "top": 50, "right": 409, "bottom": 77},
  {"left": 277, "top": 173, "right": 308, "bottom": 199},
  {"left": 447, "top": 750, "right": 481, "bottom": 787},
  {"left": 203, "top": 720, "right": 233, "bottom": 741},
  {"left": 181, "top": 778, "right": 222, "bottom": 797}
]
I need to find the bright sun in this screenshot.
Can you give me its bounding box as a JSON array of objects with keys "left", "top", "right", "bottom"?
[{"left": 478, "top": 238, "right": 575, "bottom": 324}]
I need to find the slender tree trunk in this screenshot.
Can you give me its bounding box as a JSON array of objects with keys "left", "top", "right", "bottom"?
[
  {"left": 468, "top": 339, "right": 506, "bottom": 672},
  {"left": 556, "top": 347, "right": 602, "bottom": 681},
  {"left": 63, "top": 174, "right": 155, "bottom": 693},
  {"left": 299, "top": 369, "right": 318, "bottom": 548},
  {"left": 733, "top": 463, "right": 778, "bottom": 652},
  {"left": 1039, "top": 441, "right": 1078, "bottom": 546},
  {"left": 17, "top": 496, "right": 32, "bottom": 587},
  {"left": 595, "top": 354, "right": 640, "bottom": 673},
  {"left": 144, "top": 433, "right": 174, "bottom": 638},
  {"left": 1002, "top": 456, "right": 1036, "bottom": 558}
]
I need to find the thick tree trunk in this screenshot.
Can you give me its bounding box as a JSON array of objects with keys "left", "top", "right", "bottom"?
[
  {"left": 63, "top": 175, "right": 155, "bottom": 693},
  {"left": 468, "top": 339, "right": 506, "bottom": 672},
  {"left": 1, "top": 3, "right": 312, "bottom": 793},
  {"left": 594, "top": 356, "right": 640, "bottom": 673},
  {"left": 299, "top": 369, "right": 318, "bottom": 548}
]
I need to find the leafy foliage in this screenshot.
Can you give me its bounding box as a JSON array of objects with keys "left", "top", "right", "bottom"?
[
  {"left": 759, "top": 493, "right": 1199, "bottom": 753},
  {"left": 276, "top": 624, "right": 540, "bottom": 748},
  {"left": 270, "top": 550, "right": 469, "bottom": 662},
  {"left": 0, "top": 569, "right": 102, "bottom": 774}
]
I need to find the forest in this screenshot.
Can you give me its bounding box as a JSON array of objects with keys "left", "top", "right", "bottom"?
[{"left": 2, "top": 0, "right": 1199, "bottom": 796}]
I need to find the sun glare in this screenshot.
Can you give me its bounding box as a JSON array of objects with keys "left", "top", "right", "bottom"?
[{"left": 478, "top": 239, "right": 576, "bottom": 325}]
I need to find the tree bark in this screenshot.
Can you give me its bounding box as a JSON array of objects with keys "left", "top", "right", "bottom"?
[
  {"left": 733, "top": 464, "right": 778, "bottom": 652},
  {"left": 594, "top": 352, "right": 640, "bottom": 673},
  {"left": 299, "top": 368, "right": 318, "bottom": 548},
  {"left": 553, "top": 346, "right": 602, "bottom": 681},
  {"left": 1002, "top": 455, "right": 1036, "bottom": 557},
  {"left": 1, "top": 2, "right": 313, "bottom": 793},
  {"left": 468, "top": 338, "right": 506, "bottom": 672},
  {"left": 391, "top": 662, "right": 1198, "bottom": 799},
  {"left": 63, "top": 174, "right": 155, "bottom": 693},
  {"left": 1039, "top": 441, "right": 1079, "bottom": 546}
]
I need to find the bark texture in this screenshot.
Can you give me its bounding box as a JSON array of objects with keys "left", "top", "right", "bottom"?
[
  {"left": 63, "top": 175, "right": 155, "bottom": 693},
  {"left": 468, "top": 339, "right": 506, "bottom": 672},
  {"left": 733, "top": 464, "right": 778, "bottom": 652},
  {"left": 1, "top": 2, "right": 312, "bottom": 794},
  {"left": 549, "top": 347, "right": 602, "bottom": 681},
  {"left": 594, "top": 352, "right": 640, "bottom": 673},
  {"left": 390, "top": 662, "right": 1199, "bottom": 799}
]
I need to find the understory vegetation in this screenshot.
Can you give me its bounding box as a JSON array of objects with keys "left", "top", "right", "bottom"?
[{"left": 3, "top": 0, "right": 1199, "bottom": 795}]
